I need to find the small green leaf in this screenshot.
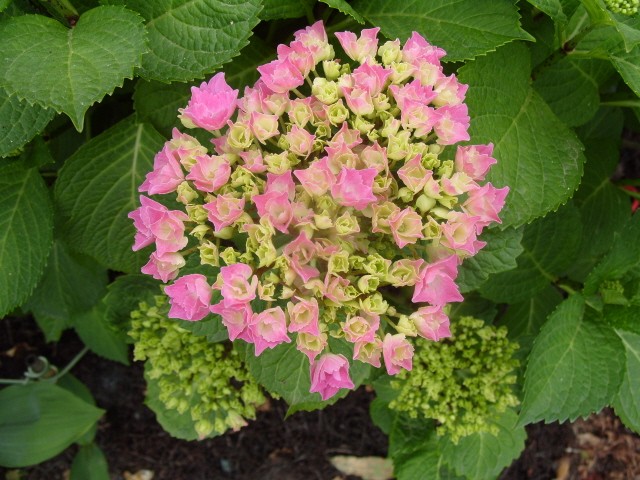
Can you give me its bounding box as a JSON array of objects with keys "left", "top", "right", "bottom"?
[
  {"left": 70, "top": 443, "right": 110, "bottom": 480},
  {"left": 500, "top": 284, "right": 563, "bottom": 350},
  {"left": 441, "top": 409, "right": 526, "bottom": 480},
  {"left": 480, "top": 203, "right": 582, "bottom": 303},
  {"left": 0, "top": 161, "right": 53, "bottom": 318},
  {"left": 55, "top": 116, "right": 164, "bottom": 273},
  {"left": 604, "top": 305, "right": 640, "bottom": 335},
  {"left": 459, "top": 43, "right": 585, "bottom": 227},
  {"left": 260, "top": 0, "right": 314, "bottom": 20},
  {"left": 0, "top": 6, "right": 147, "bottom": 130},
  {"left": 73, "top": 304, "right": 130, "bottom": 365},
  {"left": 533, "top": 57, "right": 613, "bottom": 127},
  {"left": 134, "top": 36, "right": 274, "bottom": 136},
  {"left": 0, "top": 382, "right": 104, "bottom": 468},
  {"left": 319, "top": 0, "right": 364, "bottom": 24},
  {"left": 24, "top": 239, "right": 108, "bottom": 342},
  {"left": 584, "top": 212, "right": 640, "bottom": 295},
  {"left": 178, "top": 316, "right": 228, "bottom": 343},
  {"left": 102, "top": 274, "right": 161, "bottom": 329},
  {"left": 106, "top": 0, "right": 262, "bottom": 83},
  {"left": 519, "top": 295, "right": 625, "bottom": 425},
  {"left": 567, "top": 141, "right": 629, "bottom": 281},
  {"left": 609, "top": 46, "right": 640, "bottom": 97},
  {"left": 457, "top": 227, "right": 524, "bottom": 293},
  {"left": 612, "top": 329, "right": 640, "bottom": 434},
  {"left": 526, "top": 0, "right": 580, "bottom": 24},
  {"left": 352, "top": 0, "right": 533, "bottom": 62},
  {"left": 0, "top": 87, "right": 54, "bottom": 157}
]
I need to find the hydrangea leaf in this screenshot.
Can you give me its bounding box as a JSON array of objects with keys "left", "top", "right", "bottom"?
[
  {"left": 55, "top": 116, "right": 164, "bottom": 273},
  {"left": 604, "top": 305, "right": 640, "bottom": 336},
  {"left": 0, "top": 161, "right": 53, "bottom": 318},
  {"left": 0, "top": 88, "right": 54, "bottom": 158},
  {"left": 259, "top": 0, "right": 314, "bottom": 20},
  {"left": 519, "top": 294, "right": 625, "bottom": 425},
  {"left": 0, "top": 382, "right": 104, "bottom": 468},
  {"left": 612, "top": 329, "right": 640, "bottom": 434},
  {"left": 526, "top": 0, "right": 580, "bottom": 24},
  {"left": 73, "top": 304, "right": 130, "bottom": 365},
  {"left": 105, "top": 0, "right": 262, "bottom": 83},
  {"left": 134, "top": 37, "right": 274, "bottom": 136},
  {"left": 102, "top": 274, "right": 161, "bottom": 329},
  {"left": 319, "top": 0, "right": 365, "bottom": 24},
  {"left": 352, "top": 0, "right": 533, "bottom": 62},
  {"left": 584, "top": 212, "right": 640, "bottom": 295},
  {"left": 23, "top": 239, "right": 108, "bottom": 342},
  {"left": 239, "top": 337, "right": 370, "bottom": 414},
  {"left": 458, "top": 42, "right": 585, "bottom": 227},
  {"left": 533, "top": 57, "right": 613, "bottom": 127},
  {"left": 441, "top": 409, "right": 526, "bottom": 480},
  {"left": 457, "top": 227, "right": 524, "bottom": 293},
  {"left": 0, "top": 6, "right": 146, "bottom": 130},
  {"left": 566, "top": 140, "right": 629, "bottom": 282},
  {"left": 479, "top": 203, "right": 582, "bottom": 303},
  {"left": 499, "top": 284, "right": 563, "bottom": 354},
  {"left": 609, "top": 46, "right": 640, "bottom": 97},
  {"left": 449, "top": 293, "right": 498, "bottom": 323}
]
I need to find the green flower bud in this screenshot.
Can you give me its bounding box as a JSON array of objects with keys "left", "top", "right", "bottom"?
[
  {"left": 190, "top": 224, "right": 211, "bottom": 240},
  {"left": 212, "top": 226, "right": 234, "bottom": 240},
  {"left": 328, "top": 250, "right": 351, "bottom": 274},
  {"left": 359, "top": 292, "right": 389, "bottom": 315},
  {"left": 227, "top": 122, "right": 253, "bottom": 150},
  {"left": 397, "top": 187, "right": 414, "bottom": 203},
  {"left": 312, "top": 78, "right": 340, "bottom": 104},
  {"left": 437, "top": 160, "right": 454, "bottom": 178},
  {"left": 186, "top": 204, "right": 208, "bottom": 223},
  {"left": 396, "top": 315, "right": 418, "bottom": 337},
  {"left": 415, "top": 194, "right": 437, "bottom": 214},
  {"left": 323, "top": 60, "right": 342, "bottom": 80},
  {"left": 264, "top": 152, "right": 292, "bottom": 175},
  {"left": 437, "top": 195, "right": 458, "bottom": 209},
  {"left": 389, "top": 62, "right": 414, "bottom": 84},
  {"left": 357, "top": 274, "right": 380, "bottom": 293},
  {"left": 220, "top": 247, "right": 239, "bottom": 265},
  {"left": 378, "top": 40, "right": 402, "bottom": 65},
  {"left": 177, "top": 181, "right": 199, "bottom": 204},
  {"left": 326, "top": 100, "right": 349, "bottom": 125},
  {"left": 353, "top": 115, "right": 375, "bottom": 135},
  {"left": 198, "top": 240, "right": 219, "bottom": 267},
  {"left": 363, "top": 253, "right": 391, "bottom": 279},
  {"left": 386, "top": 130, "right": 411, "bottom": 161},
  {"left": 334, "top": 211, "right": 360, "bottom": 235}
]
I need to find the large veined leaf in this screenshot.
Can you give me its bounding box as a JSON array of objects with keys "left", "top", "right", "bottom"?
[
  {"left": 609, "top": 46, "right": 640, "bottom": 97},
  {"left": 457, "top": 227, "right": 523, "bottom": 293},
  {"left": 0, "top": 88, "right": 54, "bottom": 157},
  {"left": 352, "top": 0, "right": 533, "bottom": 62},
  {"left": 73, "top": 304, "right": 130, "bottom": 365},
  {"left": 319, "top": 0, "right": 364, "bottom": 24},
  {"left": 55, "top": 117, "right": 164, "bottom": 273},
  {"left": 479, "top": 203, "right": 582, "bottom": 303},
  {"left": 0, "top": 161, "right": 53, "bottom": 317},
  {"left": 24, "top": 238, "right": 108, "bottom": 341},
  {"left": 533, "top": 57, "right": 613, "bottom": 127},
  {"left": 134, "top": 36, "right": 274, "bottom": 136},
  {"left": 441, "top": 409, "right": 526, "bottom": 480},
  {"left": 519, "top": 295, "right": 625, "bottom": 425},
  {"left": 0, "top": 382, "right": 104, "bottom": 467},
  {"left": 259, "top": 0, "right": 314, "bottom": 20},
  {"left": 458, "top": 42, "right": 585, "bottom": 227},
  {"left": 0, "top": 6, "right": 146, "bottom": 130},
  {"left": 612, "top": 329, "right": 640, "bottom": 434},
  {"left": 526, "top": 0, "right": 580, "bottom": 24},
  {"left": 106, "top": 0, "right": 262, "bottom": 83}
]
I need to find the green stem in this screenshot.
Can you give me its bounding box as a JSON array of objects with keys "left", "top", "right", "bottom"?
[
  {"left": 47, "top": 346, "right": 89, "bottom": 382},
  {"left": 557, "top": 284, "right": 577, "bottom": 296},
  {"left": 601, "top": 99, "right": 640, "bottom": 108},
  {"left": 619, "top": 186, "right": 640, "bottom": 201},
  {"left": 531, "top": 24, "right": 597, "bottom": 79}
]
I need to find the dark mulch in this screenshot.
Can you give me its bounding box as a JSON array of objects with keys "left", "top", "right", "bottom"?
[{"left": 2, "top": 316, "right": 639, "bottom": 480}]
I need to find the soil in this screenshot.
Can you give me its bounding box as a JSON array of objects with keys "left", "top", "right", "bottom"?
[{"left": 1, "top": 316, "right": 640, "bottom": 480}]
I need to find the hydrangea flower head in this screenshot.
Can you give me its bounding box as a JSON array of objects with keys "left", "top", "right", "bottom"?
[{"left": 130, "top": 21, "right": 509, "bottom": 401}]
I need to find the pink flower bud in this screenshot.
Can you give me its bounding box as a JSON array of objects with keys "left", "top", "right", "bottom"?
[
  {"left": 353, "top": 338, "right": 382, "bottom": 368},
  {"left": 141, "top": 251, "right": 185, "bottom": 283},
  {"left": 455, "top": 144, "right": 497, "bottom": 181},
  {"left": 257, "top": 57, "right": 305, "bottom": 94},
  {"left": 185, "top": 154, "right": 231, "bottom": 193},
  {"left": 410, "top": 306, "right": 451, "bottom": 341},
  {"left": 139, "top": 145, "right": 184, "bottom": 195},
  {"left": 462, "top": 183, "right": 509, "bottom": 230},
  {"left": 239, "top": 150, "right": 267, "bottom": 173},
  {"left": 165, "top": 274, "right": 212, "bottom": 321},
  {"left": 434, "top": 104, "right": 470, "bottom": 145},
  {"left": 342, "top": 313, "right": 380, "bottom": 343},
  {"left": 309, "top": 353, "right": 355, "bottom": 401},
  {"left": 203, "top": 195, "right": 245, "bottom": 232},
  {"left": 249, "top": 111, "right": 280, "bottom": 143},
  {"left": 287, "top": 297, "right": 320, "bottom": 335},
  {"left": 220, "top": 263, "right": 258, "bottom": 307},
  {"left": 388, "top": 207, "right": 424, "bottom": 248},
  {"left": 401, "top": 31, "right": 446, "bottom": 66},
  {"left": 128, "top": 196, "right": 189, "bottom": 255},
  {"left": 252, "top": 190, "right": 293, "bottom": 233},
  {"left": 331, "top": 167, "right": 377, "bottom": 210},
  {"left": 397, "top": 154, "right": 431, "bottom": 192},
  {"left": 210, "top": 301, "right": 253, "bottom": 342},
  {"left": 293, "top": 21, "right": 331, "bottom": 64},
  {"left": 286, "top": 125, "right": 315, "bottom": 158},
  {"left": 294, "top": 157, "right": 336, "bottom": 196},
  {"left": 335, "top": 27, "right": 380, "bottom": 63},
  {"left": 179, "top": 72, "right": 238, "bottom": 131},
  {"left": 283, "top": 232, "right": 320, "bottom": 283},
  {"left": 382, "top": 333, "right": 414, "bottom": 375},
  {"left": 296, "top": 331, "right": 327, "bottom": 361},
  {"left": 249, "top": 307, "right": 291, "bottom": 355},
  {"left": 412, "top": 255, "right": 463, "bottom": 306},
  {"left": 440, "top": 212, "right": 486, "bottom": 255}
]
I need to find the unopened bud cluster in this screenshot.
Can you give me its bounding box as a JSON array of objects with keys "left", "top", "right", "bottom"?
[
  {"left": 129, "top": 296, "right": 265, "bottom": 439},
  {"left": 388, "top": 316, "right": 519, "bottom": 443},
  {"left": 129, "top": 21, "right": 508, "bottom": 400},
  {"left": 605, "top": 0, "right": 639, "bottom": 15}
]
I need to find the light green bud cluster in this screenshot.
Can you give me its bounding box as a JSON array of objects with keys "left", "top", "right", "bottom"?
[
  {"left": 605, "top": 0, "right": 639, "bottom": 14},
  {"left": 388, "top": 316, "right": 519, "bottom": 443},
  {"left": 129, "top": 296, "right": 266, "bottom": 439}
]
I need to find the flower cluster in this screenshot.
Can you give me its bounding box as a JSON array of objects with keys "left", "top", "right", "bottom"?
[
  {"left": 129, "top": 22, "right": 508, "bottom": 400},
  {"left": 388, "top": 316, "right": 520, "bottom": 443},
  {"left": 605, "top": 0, "right": 639, "bottom": 15},
  {"left": 129, "top": 295, "right": 265, "bottom": 439}
]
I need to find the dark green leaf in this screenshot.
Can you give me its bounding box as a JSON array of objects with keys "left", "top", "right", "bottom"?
[
  {"left": 0, "top": 6, "right": 146, "bottom": 130},
  {"left": 353, "top": 0, "right": 533, "bottom": 62},
  {"left": 0, "top": 382, "right": 103, "bottom": 467},
  {"left": 519, "top": 295, "right": 625, "bottom": 424},
  {"left": 259, "top": 0, "right": 314, "bottom": 20},
  {"left": 319, "top": 0, "right": 364, "bottom": 24},
  {"left": 55, "top": 117, "right": 164, "bottom": 273},
  {"left": 612, "top": 329, "right": 640, "bottom": 434},
  {"left": 70, "top": 443, "right": 109, "bottom": 480},
  {"left": 107, "top": 0, "right": 262, "bottom": 83},
  {"left": 459, "top": 43, "right": 585, "bottom": 227},
  {"left": 102, "top": 274, "right": 161, "bottom": 329},
  {"left": 73, "top": 304, "right": 130, "bottom": 365},
  {"left": 0, "top": 161, "right": 53, "bottom": 317}
]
